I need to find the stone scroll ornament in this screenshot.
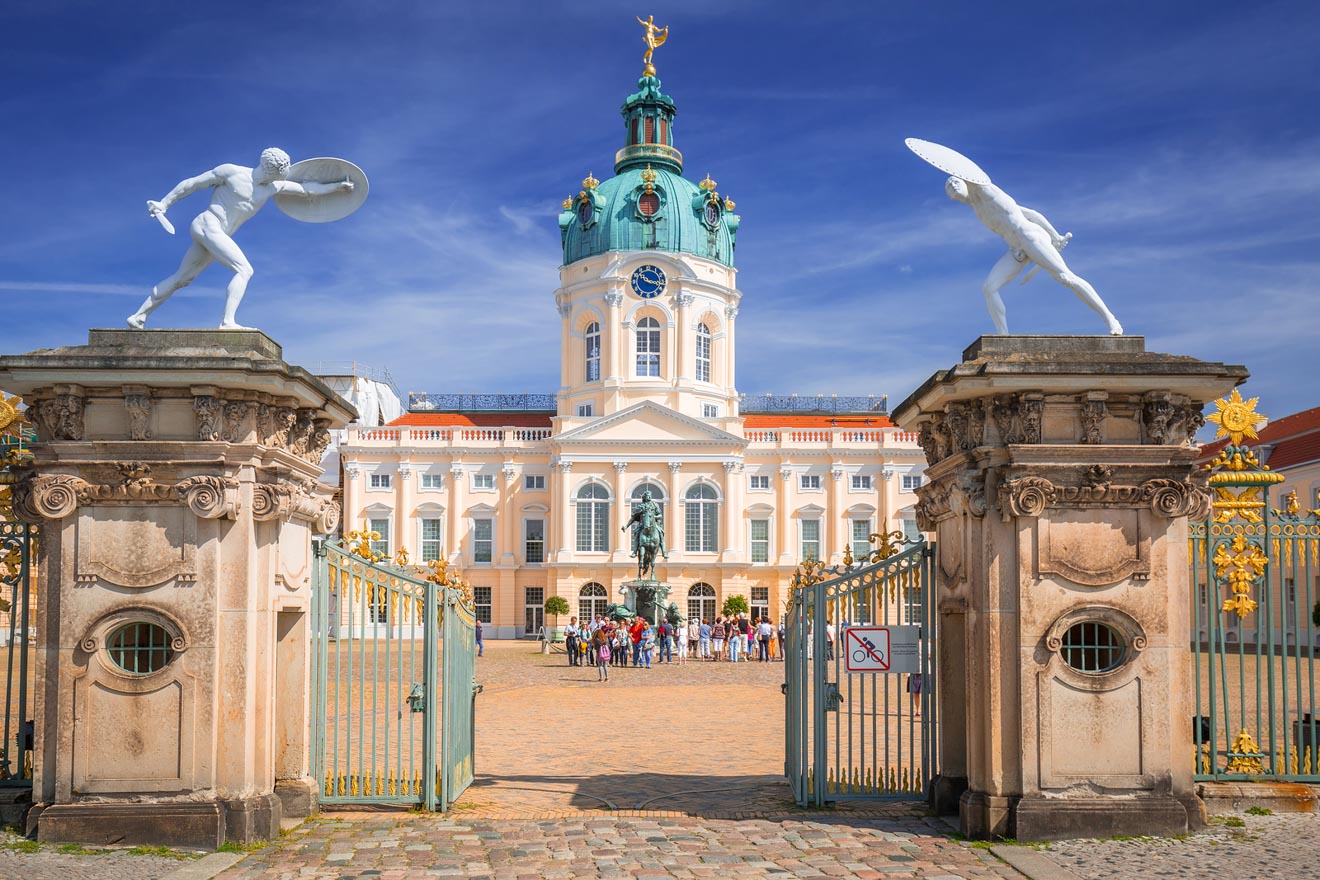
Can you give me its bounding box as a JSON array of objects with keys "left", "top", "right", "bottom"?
[
  {"left": 128, "top": 150, "right": 368, "bottom": 331},
  {"left": 12, "top": 471, "right": 239, "bottom": 521},
  {"left": 905, "top": 138, "right": 1123, "bottom": 336},
  {"left": 998, "top": 474, "right": 1210, "bottom": 522}
]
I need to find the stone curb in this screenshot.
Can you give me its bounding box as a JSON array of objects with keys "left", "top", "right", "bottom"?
[
  {"left": 157, "top": 852, "right": 245, "bottom": 880},
  {"left": 989, "top": 846, "right": 1082, "bottom": 880}
]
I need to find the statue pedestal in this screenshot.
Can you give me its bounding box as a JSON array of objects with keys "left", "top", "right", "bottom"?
[
  {"left": 620, "top": 579, "right": 672, "bottom": 625},
  {"left": 894, "top": 335, "right": 1245, "bottom": 841},
  {"left": 0, "top": 330, "right": 354, "bottom": 847}
]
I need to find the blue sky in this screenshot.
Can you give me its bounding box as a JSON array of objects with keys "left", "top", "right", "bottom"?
[{"left": 4, "top": 1, "right": 1319, "bottom": 420}]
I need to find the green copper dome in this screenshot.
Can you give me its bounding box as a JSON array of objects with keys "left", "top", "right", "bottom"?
[{"left": 559, "top": 75, "right": 740, "bottom": 268}]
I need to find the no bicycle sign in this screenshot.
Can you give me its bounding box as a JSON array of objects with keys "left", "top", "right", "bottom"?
[{"left": 843, "top": 625, "right": 920, "bottom": 674}]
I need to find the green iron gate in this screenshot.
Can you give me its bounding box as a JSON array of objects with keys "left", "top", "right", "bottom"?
[
  {"left": 786, "top": 538, "right": 937, "bottom": 806},
  {"left": 310, "top": 540, "right": 478, "bottom": 811},
  {"left": 1, "top": 397, "right": 35, "bottom": 788},
  {"left": 1191, "top": 396, "right": 1320, "bottom": 782}
]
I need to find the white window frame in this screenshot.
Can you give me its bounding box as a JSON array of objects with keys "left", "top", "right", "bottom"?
[
  {"left": 576, "top": 403, "right": 595, "bottom": 417},
  {"left": 636, "top": 316, "right": 661, "bottom": 377},
  {"left": 684, "top": 482, "right": 720, "bottom": 553},
  {"left": 799, "top": 474, "right": 822, "bottom": 492},
  {"left": 472, "top": 473, "right": 496, "bottom": 491},
  {"left": 523, "top": 517, "right": 545, "bottom": 564},
  {"left": 472, "top": 517, "right": 494, "bottom": 564},
  {"left": 800, "top": 518, "right": 821, "bottom": 562},
  {"left": 702, "top": 403, "right": 719, "bottom": 418},
  {"left": 420, "top": 472, "right": 444, "bottom": 490},
  {"left": 850, "top": 473, "right": 872, "bottom": 491},
  {"left": 575, "top": 482, "right": 611, "bottom": 553},
  {"left": 696, "top": 323, "right": 712, "bottom": 383},
  {"left": 369, "top": 472, "right": 392, "bottom": 490},
  {"left": 749, "top": 474, "right": 771, "bottom": 492},
  {"left": 524, "top": 474, "right": 546, "bottom": 491},
  {"left": 419, "top": 517, "right": 444, "bottom": 563},
  {"left": 368, "top": 516, "right": 391, "bottom": 558},
  {"left": 585, "top": 321, "right": 601, "bottom": 382},
  {"left": 472, "top": 586, "right": 492, "bottom": 624},
  {"left": 851, "top": 517, "right": 872, "bottom": 562},
  {"left": 901, "top": 474, "right": 923, "bottom": 492},
  {"left": 749, "top": 517, "right": 771, "bottom": 564}
]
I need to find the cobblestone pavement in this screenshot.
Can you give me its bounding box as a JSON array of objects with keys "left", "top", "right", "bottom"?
[
  {"left": 217, "top": 813, "right": 1021, "bottom": 880},
  {"left": 0, "top": 829, "right": 196, "bottom": 880},
  {"left": 1036, "top": 811, "right": 1320, "bottom": 879}
]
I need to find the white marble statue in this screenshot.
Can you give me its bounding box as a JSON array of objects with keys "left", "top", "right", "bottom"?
[
  {"left": 906, "top": 138, "right": 1122, "bottom": 336},
  {"left": 129, "top": 148, "right": 365, "bottom": 330}
]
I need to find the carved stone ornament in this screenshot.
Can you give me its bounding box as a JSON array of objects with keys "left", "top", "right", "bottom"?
[
  {"left": 13, "top": 469, "right": 239, "bottom": 521},
  {"left": 125, "top": 393, "right": 152, "bottom": 441},
  {"left": 998, "top": 474, "right": 1211, "bottom": 521},
  {"left": 222, "top": 401, "right": 251, "bottom": 443},
  {"left": 917, "top": 414, "right": 952, "bottom": 464},
  {"left": 991, "top": 392, "right": 1043, "bottom": 445},
  {"left": 1140, "top": 391, "right": 1205, "bottom": 446},
  {"left": 914, "top": 479, "right": 954, "bottom": 531},
  {"left": 194, "top": 395, "right": 224, "bottom": 441},
  {"left": 1079, "top": 396, "right": 1106, "bottom": 444},
  {"left": 952, "top": 472, "right": 987, "bottom": 518},
  {"left": 604, "top": 291, "right": 625, "bottom": 308},
  {"left": 31, "top": 393, "right": 85, "bottom": 441}
]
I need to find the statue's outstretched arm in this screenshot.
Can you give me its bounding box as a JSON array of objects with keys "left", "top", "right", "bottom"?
[
  {"left": 1020, "top": 207, "right": 1064, "bottom": 244},
  {"left": 274, "top": 179, "right": 353, "bottom": 198},
  {"left": 154, "top": 168, "right": 223, "bottom": 212}
]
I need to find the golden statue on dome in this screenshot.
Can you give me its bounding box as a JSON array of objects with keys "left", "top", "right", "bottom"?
[{"left": 637, "top": 15, "right": 668, "bottom": 75}]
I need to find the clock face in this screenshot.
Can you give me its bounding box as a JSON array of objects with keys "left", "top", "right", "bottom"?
[
  {"left": 703, "top": 199, "right": 721, "bottom": 227},
  {"left": 577, "top": 198, "right": 594, "bottom": 226},
  {"left": 630, "top": 265, "right": 667, "bottom": 299}
]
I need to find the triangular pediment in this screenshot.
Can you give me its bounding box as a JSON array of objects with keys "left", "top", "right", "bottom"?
[{"left": 555, "top": 401, "right": 745, "bottom": 447}]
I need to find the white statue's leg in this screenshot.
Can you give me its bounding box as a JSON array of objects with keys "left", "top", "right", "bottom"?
[
  {"left": 127, "top": 241, "right": 213, "bottom": 328},
  {"left": 982, "top": 251, "right": 1025, "bottom": 334},
  {"left": 199, "top": 228, "right": 256, "bottom": 329},
  {"left": 1029, "top": 245, "right": 1123, "bottom": 335}
]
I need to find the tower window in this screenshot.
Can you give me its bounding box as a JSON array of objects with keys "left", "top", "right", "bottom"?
[
  {"left": 585, "top": 322, "right": 601, "bottom": 382},
  {"left": 659, "top": 117, "right": 668, "bottom": 144},
  {"left": 644, "top": 116, "right": 655, "bottom": 143},
  {"left": 696, "top": 323, "right": 712, "bottom": 382},
  {"left": 639, "top": 191, "right": 660, "bottom": 217},
  {"left": 636, "top": 316, "right": 661, "bottom": 377}
]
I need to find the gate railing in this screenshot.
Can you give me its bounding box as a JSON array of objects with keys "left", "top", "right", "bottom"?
[
  {"left": 1, "top": 398, "right": 35, "bottom": 787},
  {"left": 1192, "top": 393, "right": 1320, "bottom": 781},
  {"left": 311, "top": 540, "right": 478, "bottom": 811},
  {"left": 786, "top": 538, "right": 937, "bottom": 806}
]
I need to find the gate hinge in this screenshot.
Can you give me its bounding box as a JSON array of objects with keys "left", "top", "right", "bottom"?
[{"left": 824, "top": 682, "right": 845, "bottom": 712}]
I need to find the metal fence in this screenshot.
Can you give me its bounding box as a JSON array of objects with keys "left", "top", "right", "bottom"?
[
  {"left": 1191, "top": 439, "right": 1320, "bottom": 781},
  {"left": 0, "top": 519, "right": 34, "bottom": 787},
  {"left": 310, "top": 541, "right": 478, "bottom": 811},
  {"left": 786, "top": 539, "right": 937, "bottom": 806}
]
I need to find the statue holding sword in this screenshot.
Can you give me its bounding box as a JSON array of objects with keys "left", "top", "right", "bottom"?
[
  {"left": 905, "top": 138, "right": 1122, "bottom": 336},
  {"left": 129, "top": 147, "right": 368, "bottom": 330}
]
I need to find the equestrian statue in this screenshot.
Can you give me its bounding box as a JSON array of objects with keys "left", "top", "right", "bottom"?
[{"left": 621, "top": 488, "right": 668, "bottom": 582}]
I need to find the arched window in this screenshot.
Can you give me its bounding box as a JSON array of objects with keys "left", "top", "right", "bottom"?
[
  {"left": 636, "top": 316, "right": 661, "bottom": 377},
  {"left": 579, "top": 582, "right": 608, "bottom": 621},
  {"left": 695, "top": 323, "right": 712, "bottom": 383},
  {"left": 688, "top": 582, "right": 716, "bottom": 624},
  {"left": 576, "top": 483, "right": 610, "bottom": 552},
  {"left": 585, "top": 322, "right": 601, "bottom": 382},
  {"left": 630, "top": 482, "right": 666, "bottom": 521},
  {"left": 685, "top": 483, "right": 719, "bottom": 553}
]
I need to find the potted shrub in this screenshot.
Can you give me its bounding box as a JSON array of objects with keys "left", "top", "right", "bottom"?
[
  {"left": 722, "top": 594, "right": 750, "bottom": 618},
  {"left": 544, "top": 595, "right": 571, "bottom": 643}
]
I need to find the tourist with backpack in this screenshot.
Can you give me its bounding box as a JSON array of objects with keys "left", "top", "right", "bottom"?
[{"left": 593, "top": 629, "right": 610, "bottom": 682}]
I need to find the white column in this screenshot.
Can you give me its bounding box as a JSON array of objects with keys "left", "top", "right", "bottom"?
[
  {"left": 828, "top": 463, "right": 844, "bottom": 563},
  {"left": 613, "top": 461, "right": 628, "bottom": 559},
  {"left": 556, "top": 461, "right": 574, "bottom": 556},
  {"left": 396, "top": 461, "right": 414, "bottom": 558},
  {"left": 447, "top": 463, "right": 464, "bottom": 561},
  {"left": 776, "top": 464, "right": 793, "bottom": 564},
  {"left": 722, "top": 460, "right": 743, "bottom": 562},
  {"left": 667, "top": 461, "right": 682, "bottom": 560}
]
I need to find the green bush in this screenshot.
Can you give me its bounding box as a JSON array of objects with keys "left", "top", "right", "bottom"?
[
  {"left": 544, "top": 595, "right": 571, "bottom": 627},
  {"left": 722, "top": 594, "right": 750, "bottom": 617}
]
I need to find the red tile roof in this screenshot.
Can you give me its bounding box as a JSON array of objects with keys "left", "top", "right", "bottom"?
[
  {"left": 389, "top": 412, "right": 553, "bottom": 428},
  {"left": 742, "top": 414, "right": 894, "bottom": 428},
  {"left": 1197, "top": 404, "right": 1320, "bottom": 470}
]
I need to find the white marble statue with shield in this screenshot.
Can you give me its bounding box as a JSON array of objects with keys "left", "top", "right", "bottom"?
[
  {"left": 906, "top": 138, "right": 1122, "bottom": 336},
  {"left": 128, "top": 148, "right": 368, "bottom": 330}
]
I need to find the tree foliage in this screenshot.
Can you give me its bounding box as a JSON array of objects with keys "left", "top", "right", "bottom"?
[
  {"left": 722, "top": 594, "right": 750, "bottom": 617},
  {"left": 544, "top": 595, "right": 571, "bottom": 625}
]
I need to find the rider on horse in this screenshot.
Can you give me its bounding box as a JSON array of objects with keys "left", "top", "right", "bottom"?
[{"left": 622, "top": 488, "right": 668, "bottom": 580}]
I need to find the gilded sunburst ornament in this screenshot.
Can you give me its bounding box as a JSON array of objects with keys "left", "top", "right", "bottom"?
[
  {"left": 0, "top": 395, "right": 21, "bottom": 436},
  {"left": 1206, "top": 388, "right": 1265, "bottom": 446}
]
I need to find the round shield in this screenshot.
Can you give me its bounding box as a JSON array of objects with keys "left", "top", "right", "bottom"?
[
  {"left": 904, "top": 138, "right": 992, "bottom": 185},
  {"left": 274, "top": 157, "right": 369, "bottom": 223}
]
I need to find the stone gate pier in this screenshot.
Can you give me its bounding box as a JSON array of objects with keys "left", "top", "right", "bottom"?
[
  {"left": 894, "top": 335, "right": 1245, "bottom": 841},
  {"left": 0, "top": 330, "right": 353, "bottom": 847}
]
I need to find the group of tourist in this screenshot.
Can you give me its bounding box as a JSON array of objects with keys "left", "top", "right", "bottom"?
[{"left": 562, "top": 614, "right": 786, "bottom": 680}]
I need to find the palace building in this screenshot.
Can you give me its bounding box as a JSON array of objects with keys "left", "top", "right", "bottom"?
[{"left": 338, "top": 60, "right": 926, "bottom": 638}]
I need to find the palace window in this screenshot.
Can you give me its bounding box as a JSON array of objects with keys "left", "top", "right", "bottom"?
[
  {"left": 473, "top": 473, "right": 495, "bottom": 490},
  {"left": 688, "top": 582, "right": 716, "bottom": 624},
  {"left": 800, "top": 519, "right": 820, "bottom": 562},
  {"left": 421, "top": 473, "right": 443, "bottom": 490},
  {"left": 524, "top": 474, "right": 545, "bottom": 491},
  {"left": 524, "top": 587, "right": 544, "bottom": 636},
  {"left": 800, "top": 474, "right": 821, "bottom": 491},
  {"left": 369, "top": 473, "right": 391, "bottom": 490},
  {"left": 585, "top": 322, "right": 601, "bottom": 382},
  {"left": 750, "top": 519, "right": 770, "bottom": 563},
  {"left": 685, "top": 483, "right": 719, "bottom": 553},
  {"left": 902, "top": 520, "right": 921, "bottom": 543},
  {"left": 696, "top": 323, "right": 712, "bottom": 382},
  {"left": 577, "top": 403, "right": 595, "bottom": 417},
  {"left": 702, "top": 403, "right": 719, "bottom": 418},
  {"left": 472, "top": 518, "right": 493, "bottom": 563},
  {"left": 524, "top": 519, "right": 545, "bottom": 564},
  {"left": 636, "top": 316, "right": 661, "bottom": 377},
  {"left": 851, "top": 518, "right": 872, "bottom": 562},
  {"left": 851, "top": 474, "right": 872, "bottom": 491},
  {"left": 751, "top": 587, "right": 770, "bottom": 623},
  {"left": 902, "top": 474, "right": 923, "bottom": 491},
  {"left": 576, "top": 483, "right": 610, "bottom": 552},
  {"left": 368, "top": 518, "right": 390, "bottom": 557},
  {"left": 420, "top": 518, "right": 443, "bottom": 563},
  {"left": 579, "top": 582, "right": 608, "bottom": 621},
  {"left": 472, "top": 587, "right": 492, "bottom": 624},
  {"left": 749, "top": 475, "right": 770, "bottom": 491}
]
